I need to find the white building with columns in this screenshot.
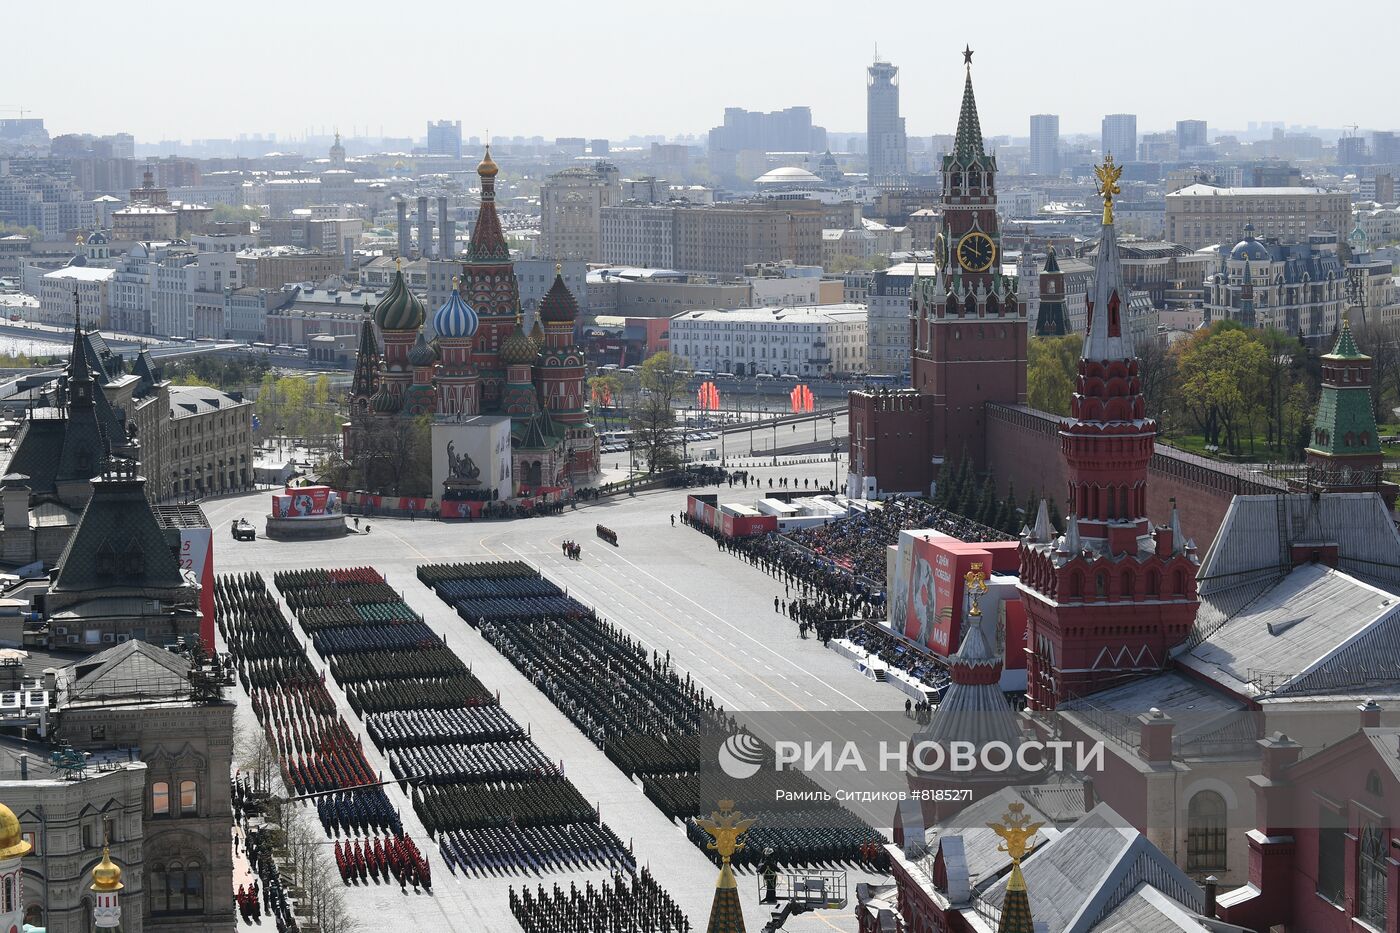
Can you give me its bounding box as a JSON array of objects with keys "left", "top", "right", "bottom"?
[{"left": 668, "top": 304, "right": 868, "bottom": 377}]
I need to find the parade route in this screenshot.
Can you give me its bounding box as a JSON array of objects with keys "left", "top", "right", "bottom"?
[{"left": 206, "top": 463, "right": 900, "bottom": 933}]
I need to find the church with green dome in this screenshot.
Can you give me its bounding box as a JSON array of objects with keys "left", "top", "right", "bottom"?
[{"left": 345, "top": 149, "right": 598, "bottom": 500}]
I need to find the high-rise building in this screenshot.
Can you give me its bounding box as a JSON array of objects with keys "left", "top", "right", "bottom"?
[
  {"left": 539, "top": 161, "right": 622, "bottom": 261},
  {"left": 707, "top": 107, "right": 828, "bottom": 155},
  {"left": 1337, "top": 134, "right": 1368, "bottom": 166},
  {"left": 425, "top": 120, "right": 462, "bottom": 158},
  {"left": 1101, "top": 113, "right": 1137, "bottom": 161},
  {"left": 1176, "top": 119, "right": 1208, "bottom": 154},
  {"left": 1029, "top": 114, "right": 1059, "bottom": 176},
  {"left": 1373, "top": 131, "right": 1399, "bottom": 165},
  {"left": 867, "top": 60, "right": 908, "bottom": 186}
]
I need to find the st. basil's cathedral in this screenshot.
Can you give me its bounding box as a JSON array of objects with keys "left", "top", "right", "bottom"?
[{"left": 345, "top": 148, "right": 598, "bottom": 493}]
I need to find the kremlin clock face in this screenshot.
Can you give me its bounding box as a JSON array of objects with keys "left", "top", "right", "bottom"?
[{"left": 957, "top": 232, "right": 997, "bottom": 273}]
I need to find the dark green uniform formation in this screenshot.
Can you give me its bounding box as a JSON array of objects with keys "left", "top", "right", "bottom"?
[{"left": 419, "top": 560, "right": 889, "bottom": 869}]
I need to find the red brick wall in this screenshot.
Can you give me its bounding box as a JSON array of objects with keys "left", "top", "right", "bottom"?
[{"left": 985, "top": 404, "right": 1279, "bottom": 552}]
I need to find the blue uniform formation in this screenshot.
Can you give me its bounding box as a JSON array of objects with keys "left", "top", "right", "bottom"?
[
  {"left": 276, "top": 564, "right": 637, "bottom": 880},
  {"left": 215, "top": 573, "right": 429, "bottom": 892},
  {"left": 510, "top": 869, "right": 691, "bottom": 933},
  {"left": 419, "top": 560, "right": 889, "bottom": 869}
]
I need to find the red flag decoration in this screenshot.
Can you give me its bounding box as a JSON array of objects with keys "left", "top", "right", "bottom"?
[{"left": 698, "top": 381, "right": 720, "bottom": 411}]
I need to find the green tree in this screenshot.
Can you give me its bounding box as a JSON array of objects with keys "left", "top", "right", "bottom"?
[
  {"left": 1172, "top": 323, "right": 1270, "bottom": 455},
  {"left": 630, "top": 393, "right": 680, "bottom": 473},
  {"left": 212, "top": 203, "right": 263, "bottom": 224},
  {"left": 1027, "top": 334, "right": 1083, "bottom": 416},
  {"left": 637, "top": 350, "right": 694, "bottom": 408}
]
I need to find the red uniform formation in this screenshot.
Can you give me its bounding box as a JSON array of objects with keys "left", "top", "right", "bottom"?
[
  {"left": 333, "top": 833, "right": 430, "bottom": 889},
  {"left": 215, "top": 573, "right": 427, "bottom": 891}
]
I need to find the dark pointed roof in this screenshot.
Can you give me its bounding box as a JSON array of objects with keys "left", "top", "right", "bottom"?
[
  {"left": 56, "top": 315, "right": 113, "bottom": 486},
  {"left": 952, "top": 59, "right": 986, "bottom": 163},
  {"left": 537, "top": 268, "right": 580, "bottom": 324},
  {"left": 133, "top": 349, "right": 159, "bottom": 395},
  {"left": 51, "top": 468, "right": 184, "bottom": 593},
  {"left": 514, "top": 409, "right": 563, "bottom": 450},
  {"left": 350, "top": 310, "right": 381, "bottom": 401},
  {"left": 998, "top": 864, "right": 1034, "bottom": 933},
  {"left": 1042, "top": 245, "right": 1060, "bottom": 273},
  {"left": 704, "top": 874, "right": 746, "bottom": 933}
]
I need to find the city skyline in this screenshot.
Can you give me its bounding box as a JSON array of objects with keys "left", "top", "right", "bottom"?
[{"left": 10, "top": 0, "right": 1393, "bottom": 145}]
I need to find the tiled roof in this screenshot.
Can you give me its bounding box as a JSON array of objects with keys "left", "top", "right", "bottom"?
[{"left": 51, "top": 474, "right": 185, "bottom": 594}]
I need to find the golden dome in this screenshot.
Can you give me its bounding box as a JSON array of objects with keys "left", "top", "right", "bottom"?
[
  {"left": 0, "top": 804, "right": 31, "bottom": 860},
  {"left": 90, "top": 846, "right": 124, "bottom": 892},
  {"left": 477, "top": 146, "right": 499, "bottom": 178}
]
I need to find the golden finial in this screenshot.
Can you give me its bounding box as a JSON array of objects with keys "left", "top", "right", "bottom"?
[
  {"left": 1094, "top": 154, "right": 1124, "bottom": 226},
  {"left": 697, "top": 800, "right": 755, "bottom": 868},
  {"left": 989, "top": 802, "right": 1044, "bottom": 863},
  {"left": 555, "top": 262, "right": 563, "bottom": 276},
  {"left": 395, "top": 256, "right": 402, "bottom": 272},
  {"left": 964, "top": 562, "right": 988, "bottom": 617},
  {"left": 91, "top": 844, "right": 124, "bottom": 892},
  {"left": 451, "top": 274, "right": 460, "bottom": 290}
]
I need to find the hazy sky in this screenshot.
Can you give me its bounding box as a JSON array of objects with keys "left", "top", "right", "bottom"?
[{"left": 12, "top": 0, "right": 1393, "bottom": 144}]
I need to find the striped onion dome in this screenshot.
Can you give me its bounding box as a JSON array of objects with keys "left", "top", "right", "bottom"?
[
  {"left": 369, "top": 385, "right": 400, "bottom": 413},
  {"left": 407, "top": 330, "right": 436, "bottom": 367},
  {"left": 373, "top": 267, "right": 425, "bottom": 332},
  {"left": 432, "top": 286, "right": 479, "bottom": 339}
]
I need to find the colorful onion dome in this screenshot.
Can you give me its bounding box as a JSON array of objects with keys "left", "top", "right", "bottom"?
[
  {"left": 408, "top": 330, "right": 436, "bottom": 367},
  {"left": 537, "top": 266, "right": 579, "bottom": 324},
  {"left": 500, "top": 315, "right": 538, "bottom": 366},
  {"left": 477, "top": 146, "right": 499, "bottom": 178},
  {"left": 432, "top": 282, "right": 479, "bottom": 339},
  {"left": 373, "top": 266, "right": 425, "bottom": 332},
  {"left": 369, "top": 386, "right": 400, "bottom": 414}
]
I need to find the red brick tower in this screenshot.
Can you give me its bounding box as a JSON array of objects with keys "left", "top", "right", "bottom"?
[
  {"left": 1018, "top": 157, "right": 1200, "bottom": 711},
  {"left": 462, "top": 147, "right": 518, "bottom": 412},
  {"left": 909, "top": 47, "right": 1027, "bottom": 475}
]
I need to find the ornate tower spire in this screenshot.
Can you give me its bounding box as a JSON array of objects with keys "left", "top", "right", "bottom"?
[
  {"left": 1035, "top": 245, "right": 1068, "bottom": 337},
  {"left": 1018, "top": 155, "right": 1200, "bottom": 710},
  {"left": 698, "top": 801, "right": 753, "bottom": 933},
  {"left": 349, "top": 300, "right": 380, "bottom": 411},
  {"left": 1084, "top": 156, "right": 1130, "bottom": 360},
  {"left": 1304, "top": 319, "right": 1397, "bottom": 507},
  {"left": 953, "top": 46, "right": 985, "bottom": 162},
  {"left": 989, "top": 803, "right": 1043, "bottom": 933}
]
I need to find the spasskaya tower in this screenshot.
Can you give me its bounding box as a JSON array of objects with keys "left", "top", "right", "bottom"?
[
  {"left": 847, "top": 48, "right": 1029, "bottom": 497},
  {"left": 908, "top": 47, "right": 1027, "bottom": 475}
]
